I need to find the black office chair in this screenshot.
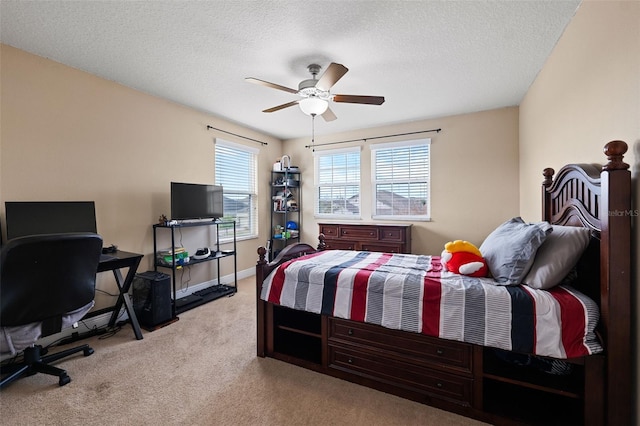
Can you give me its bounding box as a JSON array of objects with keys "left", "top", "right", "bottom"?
[{"left": 0, "top": 233, "right": 103, "bottom": 388}]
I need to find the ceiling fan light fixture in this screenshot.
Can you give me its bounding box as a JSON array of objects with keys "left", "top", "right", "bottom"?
[
  {"left": 247, "top": 62, "right": 384, "bottom": 122},
  {"left": 299, "top": 97, "right": 328, "bottom": 116}
]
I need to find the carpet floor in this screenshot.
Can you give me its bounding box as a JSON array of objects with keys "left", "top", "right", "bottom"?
[{"left": 0, "top": 276, "right": 487, "bottom": 426}]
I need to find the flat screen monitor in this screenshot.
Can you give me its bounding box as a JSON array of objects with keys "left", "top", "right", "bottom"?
[
  {"left": 171, "top": 182, "right": 224, "bottom": 221},
  {"left": 5, "top": 201, "right": 97, "bottom": 241}
]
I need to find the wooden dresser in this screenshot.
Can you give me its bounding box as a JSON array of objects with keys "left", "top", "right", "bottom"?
[{"left": 318, "top": 223, "right": 411, "bottom": 253}]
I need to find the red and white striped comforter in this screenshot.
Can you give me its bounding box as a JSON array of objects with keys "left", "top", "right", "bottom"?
[{"left": 261, "top": 250, "right": 602, "bottom": 359}]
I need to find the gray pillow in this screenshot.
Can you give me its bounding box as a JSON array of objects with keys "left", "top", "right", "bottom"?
[
  {"left": 523, "top": 225, "right": 591, "bottom": 289},
  {"left": 480, "top": 217, "right": 552, "bottom": 285}
]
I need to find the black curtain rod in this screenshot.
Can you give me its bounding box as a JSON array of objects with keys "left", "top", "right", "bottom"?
[
  {"left": 304, "top": 128, "right": 442, "bottom": 149},
  {"left": 206, "top": 125, "right": 268, "bottom": 146}
]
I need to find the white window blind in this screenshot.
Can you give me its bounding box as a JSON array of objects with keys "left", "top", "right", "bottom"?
[
  {"left": 314, "top": 147, "right": 361, "bottom": 218},
  {"left": 215, "top": 140, "right": 258, "bottom": 240},
  {"left": 370, "top": 139, "right": 430, "bottom": 220}
]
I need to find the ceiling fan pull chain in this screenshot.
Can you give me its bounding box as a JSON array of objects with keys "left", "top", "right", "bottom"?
[{"left": 311, "top": 114, "right": 316, "bottom": 152}]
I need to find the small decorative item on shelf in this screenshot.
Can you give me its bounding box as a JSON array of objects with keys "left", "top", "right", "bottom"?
[
  {"left": 274, "top": 189, "right": 292, "bottom": 199},
  {"left": 281, "top": 155, "right": 291, "bottom": 169},
  {"left": 275, "top": 230, "right": 291, "bottom": 239},
  {"left": 157, "top": 247, "right": 189, "bottom": 265},
  {"left": 273, "top": 176, "right": 298, "bottom": 187},
  {"left": 286, "top": 200, "right": 298, "bottom": 211},
  {"left": 286, "top": 221, "right": 299, "bottom": 237}
]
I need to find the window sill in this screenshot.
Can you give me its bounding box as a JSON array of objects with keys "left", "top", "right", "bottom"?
[{"left": 371, "top": 215, "right": 431, "bottom": 222}]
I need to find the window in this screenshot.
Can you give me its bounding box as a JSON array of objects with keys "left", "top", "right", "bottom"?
[
  {"left": 370, "top": 139, "right": 430, "bottom": 220},
  {"left": 215, "top": 139, "right": 258, "bottom": 240},
  {"left": 314, "top": 147, "right": 361, "bottom": 218}
]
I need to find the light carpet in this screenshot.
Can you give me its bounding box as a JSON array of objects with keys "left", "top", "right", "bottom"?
[{"left": 0, "top": 276, "right": 487, "bottom": 426}]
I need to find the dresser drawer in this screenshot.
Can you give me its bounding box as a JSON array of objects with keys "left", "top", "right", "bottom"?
[
  {"left": 329, "top": 344, "right": 473, "bottom": 407},
  {"left": 340, "top": 226, "right": 379, "bottom": 241},
  {"left": 324, "top": 240, "right": 356, "bottom": 251},
  {"left": 329, "top": 318, "right": 472, "bottom": 374},
  {"left": 319, "top": 224, "right": 339, "bottom": 238},
  {"left": 360, "top": 242, "right": 403, "bottom": 253},
  {"left": 379, "top": 227, "right": 405, "bottom": 242}
]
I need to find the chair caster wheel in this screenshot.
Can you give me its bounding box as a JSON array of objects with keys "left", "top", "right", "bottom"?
[
  {"left": 59, "top": 375, "right": 71, "bottom": 386},
  {"left": 83, "top": 347, "right": 94, "bottom": 356}
]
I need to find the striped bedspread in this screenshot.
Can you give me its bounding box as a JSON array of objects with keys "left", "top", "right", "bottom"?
[{"left": 261, "top": 250, "right": 602, "bottom": 359}]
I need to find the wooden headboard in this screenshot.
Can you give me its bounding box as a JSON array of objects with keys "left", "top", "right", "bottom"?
[{"left": 541, "top": 140, "right": 631, "bottom": 426}]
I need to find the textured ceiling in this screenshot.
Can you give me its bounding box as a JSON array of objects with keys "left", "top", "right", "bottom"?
[{"left": 0, "top": 1, "right": 581, "bottom": 140}]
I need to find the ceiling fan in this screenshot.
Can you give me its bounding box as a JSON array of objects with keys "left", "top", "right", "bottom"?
[{"left": 245, "top": 62, "right": 385, "bottom": 122}]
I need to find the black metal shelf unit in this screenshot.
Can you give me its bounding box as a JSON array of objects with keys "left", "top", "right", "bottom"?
[
  {"left": 152, "top": 220, "right": 237, "bottom": 316},
  {"left": 269, "top": 169, "right": 301, "bottom": 260}
]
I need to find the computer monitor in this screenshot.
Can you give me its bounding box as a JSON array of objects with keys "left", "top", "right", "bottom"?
[{"left": 5, "top": 201, "right": 97, "bottom": 241}]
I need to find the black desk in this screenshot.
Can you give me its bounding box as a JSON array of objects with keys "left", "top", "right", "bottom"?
[{"left": 97, "top": 250, "right": 144, "bottom": 340}]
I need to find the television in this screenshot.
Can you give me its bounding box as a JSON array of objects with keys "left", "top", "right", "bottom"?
[
  {"left": 170, "top": 182, "right": 224, "bottom": 221},
  {"left": 5, "top": 201, "right": 97, "bottom": 241}
]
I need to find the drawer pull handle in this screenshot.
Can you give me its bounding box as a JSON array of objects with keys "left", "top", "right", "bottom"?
[
  {"left": 347, "top": 358, "right": 353, "bottom": 364},
  {"left": 348, "top": 328, "right": 354, "bottom": 335},
  {"left": 436, "top": 382, "right": 443, "bottom": 388},
  {"left": 436, "top": 349, "right": 444, "bottom": 355}
]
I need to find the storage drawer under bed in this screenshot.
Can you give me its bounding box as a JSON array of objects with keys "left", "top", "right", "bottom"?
[
  {"left": 328, "top": 343, "right": 473, "bottom": 407},
  {"left": 329, "top": 318, "right": 473, "bottom": 374}
]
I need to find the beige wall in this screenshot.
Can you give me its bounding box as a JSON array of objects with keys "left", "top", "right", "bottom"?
[
  {"left": 1, "top": 43, "right": 521, "bottom": 312},
  {"left": 283, "top": 107, "right": 520, "bottom": 255},
  {"left": 0, "top": 44, "right": 283, "bottom": 310},
  {"left": 519, "top": 0, "right": 640, "bottom": 418}
]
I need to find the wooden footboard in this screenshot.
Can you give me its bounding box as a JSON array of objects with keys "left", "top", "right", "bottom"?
[{"left": 256, "top": 242, "right": 319, "bottom": 357}]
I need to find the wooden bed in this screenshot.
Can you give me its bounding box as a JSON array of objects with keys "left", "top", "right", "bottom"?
[{"left": 255, "top": 140, "right": 631, "bottom": 426}]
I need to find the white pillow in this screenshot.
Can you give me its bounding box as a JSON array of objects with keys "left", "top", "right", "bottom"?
[
  {"left": 523, "top": 225, "right": 591, "bottom": 290},
  {"left": 479, "top": 217, "right": 552, "bottom": 285}
]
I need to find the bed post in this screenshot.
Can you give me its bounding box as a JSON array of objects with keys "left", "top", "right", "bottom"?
[
  {"left": 318, "top": 233, "right": 326, "bottom": 250},
  {"left": 599, "top": 140, "right": 631, "bottom": 426},
  {"left": 541, "top": 167, "right": 554, "bottom": 220},
  {"left": 256, "top": 246, "right": 268, "bottom": 357}
]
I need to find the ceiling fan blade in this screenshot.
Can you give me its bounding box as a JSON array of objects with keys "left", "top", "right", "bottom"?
[
  {"left": 263, "top": 100, "right": 299, "bottom": 113},
  {"left": 316, "top": 63, "right": 349, "bottom": 91},
  {"left": 333, "top": 94, "right": 385, "bottom": 105},
  {"left": 245, "top": 77, "right": 298, "bottom": 94},
  {"left": 321, "top": 107, "right": 337, "bottom": 122}
]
